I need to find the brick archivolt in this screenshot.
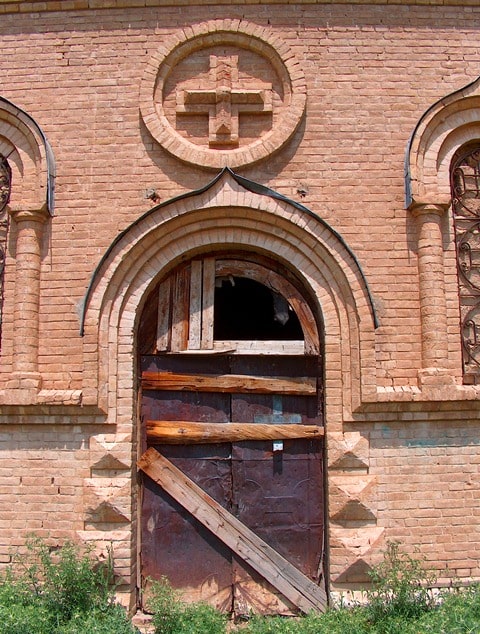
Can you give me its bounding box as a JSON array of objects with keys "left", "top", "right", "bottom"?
[
  {"left": 140, "top": 19, "right": 306, "bottom": 169},
  {"left": 0, "top": 98, "right": 53, "bottom": 210},
  {"left": 406, "top": 76, "right": 480, "bottom": 206},
  {"left": 82, "top": 170, "right": 376, "bottom": 422},
  {"left": 80, "top": 170, "right": 379, "bottom": 597}
]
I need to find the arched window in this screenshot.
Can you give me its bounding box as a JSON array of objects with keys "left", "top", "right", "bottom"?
[
  {"left": 0, "top": 154, "right": 11, "bottom": 346},
  {"left": 137, "top": 254, "right": 320, "bottom": 356},
  {"left": 0, "top": 154, "right": 10, "bottom": 212},
  {"left": 450, "top": 144, "right": 480, "bottom": 382}
]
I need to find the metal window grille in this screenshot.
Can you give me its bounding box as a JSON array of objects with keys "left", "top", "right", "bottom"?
[
  {"left": 0, "top": 156, "right": 11, "bottom": 350},
  {"left": 451, "top": 146, "right": 480, "bottom": 382}
]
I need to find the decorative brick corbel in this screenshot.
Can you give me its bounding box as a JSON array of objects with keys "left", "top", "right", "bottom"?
[
  {"left": 5, "top": 203, "right": 49, "bottom": 402},
  {"left": 409, "top": 201, "right": 455, "bottom": 387}
]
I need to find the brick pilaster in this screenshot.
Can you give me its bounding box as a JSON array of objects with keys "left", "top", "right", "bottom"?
[{"left": 6, "top": 205, "right": 49, "bottom": 398}]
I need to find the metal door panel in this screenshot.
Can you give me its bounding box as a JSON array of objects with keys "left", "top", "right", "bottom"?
[
  {"left": 140, "top": 354, "right": 325, "bottom": 615},
  {"left": 141, "top": 355, "right": 234, "bottom": 609}
]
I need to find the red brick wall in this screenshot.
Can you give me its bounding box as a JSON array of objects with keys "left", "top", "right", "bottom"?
[{"left": 0, "top": 1, "right": 479, "bottom": 603}]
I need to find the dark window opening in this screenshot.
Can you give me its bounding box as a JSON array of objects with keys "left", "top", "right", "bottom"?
[{"left": 214, "top": 277, "right": 303, "bottom": 340}]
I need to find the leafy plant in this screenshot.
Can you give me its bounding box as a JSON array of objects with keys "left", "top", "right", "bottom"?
[
  {"left": 147, "top": 576, "right": 228, "bottom": 634},
  {"left": 4, "top": 536, "right": 113, "bottom": 620},
  {"left": 408, "top": 584, "right": 480, "bottom": 634},
  {"left": 0, "top": 536, "right": 138, "bottom": 634},
  {"left": 241, "top": 541, "right": 444, "bottom": 634},
  {"left": 57, "top": 605, "right": 139, "bottom": 634},
  {"left": 241, "top": 608, "right": 371, "bottom": 634},
  {"left": 366, "top": 540, "right": 436, "bottom": 624},
  {"left": 2, "top": 536, "right": 480, "bottom": 634},
  {"left": 0, "top": 603, "right": 53, "bottom": 634}
]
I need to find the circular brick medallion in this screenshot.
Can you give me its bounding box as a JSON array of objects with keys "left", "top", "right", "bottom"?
[{"left": 140, "top": 21, "right": 306, "bottom": 169}]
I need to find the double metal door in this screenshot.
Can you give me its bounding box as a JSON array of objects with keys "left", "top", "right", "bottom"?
[{"left": 139, "top": 354, "right": 326, "bottom": 615}]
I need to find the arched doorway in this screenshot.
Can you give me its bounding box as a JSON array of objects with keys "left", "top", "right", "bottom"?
[{"left": 137, "top": 252, "right": 326, "bottom": 616}]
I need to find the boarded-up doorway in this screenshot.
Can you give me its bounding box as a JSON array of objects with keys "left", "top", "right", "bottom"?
[{"left": 137, "top": 254, "right": 326, "bottom": 616}]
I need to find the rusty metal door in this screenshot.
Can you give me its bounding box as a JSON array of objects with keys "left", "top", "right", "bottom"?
[{"left": 140, "top": 353, "right": 325, "bottom": 616}]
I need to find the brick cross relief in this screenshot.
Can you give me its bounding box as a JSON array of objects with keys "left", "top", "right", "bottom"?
[{"left": 176, "top": 55, "right": 273, "bottom": 147}]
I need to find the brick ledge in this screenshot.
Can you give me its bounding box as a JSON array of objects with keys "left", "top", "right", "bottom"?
[{"left": 0, "top": 0, "right": 475, "bottom": 12}]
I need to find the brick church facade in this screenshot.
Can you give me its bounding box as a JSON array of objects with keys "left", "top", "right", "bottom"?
[{"left": 1, "top": 0, "right": 480, "bottom": 615}]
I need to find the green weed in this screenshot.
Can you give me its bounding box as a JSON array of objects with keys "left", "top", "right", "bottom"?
[
  {"left": 241, "top": 608, "right": 371, "bottom": 634},
  {"left": 0, "top": 536, "right": 138, "bottom": 634},
  {"left": 241, "top": 542, "right": 480, "bottom": 634},
  {"left": 2, "top": 537, "right": 480, "bottom": 634},
  {"left": 57, "top": 605, "right": 139, "bottom": 634},
  {"left": 366, "top": 540, "right": 436, "bottom": 624},
  {"left": 146, "top": 576, "right": 228, "bottom": 634},
  {"left": 407, "top": 584, "right": 480, "bottom": 634}
]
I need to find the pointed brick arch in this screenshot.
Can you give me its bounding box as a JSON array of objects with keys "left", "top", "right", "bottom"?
[
  {"left": 0, "top": 97, "right": 54, "bottom": 212},
  {"left": 81, "top": 169, "right": 379, "bottom": 600},
  {"left": 82, "top": 169, "right": 377, "bottom": 421},
  {"left": 406, "top": 75, "right": 480, "bottom": 206}
]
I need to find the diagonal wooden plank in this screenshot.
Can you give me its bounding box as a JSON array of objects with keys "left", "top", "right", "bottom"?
[
  {"left": 141, "top": 371, "right": 317, "bottom": 395},
  {"left": 146, "top": 420, "right": 324, "bottom": 444},
  {"left": 138, "top": 447, "right": 327, "bottom": 614}
]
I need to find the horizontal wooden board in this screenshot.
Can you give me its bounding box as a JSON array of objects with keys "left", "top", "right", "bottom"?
[
  {"left": 138, "top": 448, "right": 327, "bottom": 614},
  {"left": 142, "top": 371, "right": 316, "bottom": 395},
  {"left": 146, "top": 421, "right": 324, "bottom": 443},
  {"left": 213, "top": 341, "right": 306, "bottom": 355}
]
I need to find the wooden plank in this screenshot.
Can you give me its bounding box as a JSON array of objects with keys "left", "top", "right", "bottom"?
[
  {"left": 213, "top": 340, "right": 305, "bottom": 355},
  {"left": 188, "top": 260, "right": 203, "bottom": 350},
  {"left": 146, "top": 421, "right": 324, "bottom": 443},
  {"left": 138, "top": 448, "right": 327, "bottom": 613},
  {"left": 170, "top": 266, "right": 190, "bottom": 352},
  {"left": 141, "top": 371, "right": 316, "bottom": 395},
  {"left": 201, "top": 257, "right": 215, "bottom": 349},
  {"left": 156, "top": 277, "right": 171, "bottom": 353}
]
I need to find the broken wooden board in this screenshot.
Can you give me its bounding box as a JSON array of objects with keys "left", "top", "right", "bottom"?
[
  {"left": 146, "top": 421, "right": 324, "bottom": 444},
  {"left": 170, "top": 266, "right": 190, "bottom": 352},
  {"left": 213, "top": 340, "right": 305, "bottom": 355},
  {"left": 156, "top": 277, "right": 171, "bottom": 353},
  {"left": 138, "top": 447, "right": 327, "bottom": 614},
  {"left": 141, "top": 371, "right": 316, "bottom": 395},
  {"left": 187, "top": 259, "right": 203, "bottom": 350},
  {"left": 201, "top": 257, "right": 215, "bottom": 350}
]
